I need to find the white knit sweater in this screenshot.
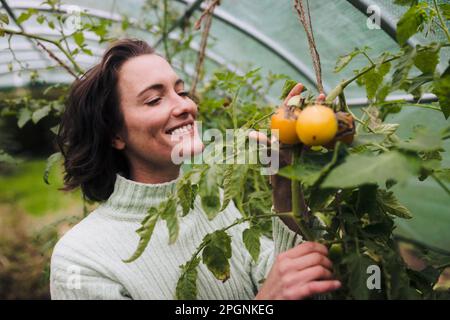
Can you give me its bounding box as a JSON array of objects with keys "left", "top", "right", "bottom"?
[{"left": 50, "top": 173, "right": 303, "bottom": 300}]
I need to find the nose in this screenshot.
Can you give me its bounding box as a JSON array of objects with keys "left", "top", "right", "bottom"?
[{"left": 171, "top": 92, "right": 198, "bottom": 119}]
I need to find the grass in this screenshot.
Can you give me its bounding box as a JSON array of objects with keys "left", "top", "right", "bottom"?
[{"left": 0, "top": 158, "right": 82, "bottom": 217}]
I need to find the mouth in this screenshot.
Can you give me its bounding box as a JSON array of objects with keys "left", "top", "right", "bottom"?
[{"left": 165, "top": 120, "right": 195, "bottom": 136}]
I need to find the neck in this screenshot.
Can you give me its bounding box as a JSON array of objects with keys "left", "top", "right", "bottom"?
[{"left": 129, "top": 161, "right": 181, "bottom": 184}]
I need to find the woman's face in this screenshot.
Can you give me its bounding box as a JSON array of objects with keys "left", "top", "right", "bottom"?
[{"left": 113, "top": 54, "right": 203, "bottom": 176}]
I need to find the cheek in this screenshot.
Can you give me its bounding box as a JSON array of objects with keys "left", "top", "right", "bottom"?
[{"left": 123, "top": 108, "right": 170, "bottom": 148}]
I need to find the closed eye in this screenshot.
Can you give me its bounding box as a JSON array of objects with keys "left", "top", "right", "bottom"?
[
  {"left": 145, "top": 98, "right": 161, "bottom": 106},
  {"left": 178, "top": 91, "right": 190, "bottom": 97}
]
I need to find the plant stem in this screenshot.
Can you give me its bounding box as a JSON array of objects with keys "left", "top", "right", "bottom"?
[
  {"left": 0, "top": 28, "right": 84, "bottom": 75},
  {"left": 162, "top": 0, "right": 171, "bottom": 63},
  {"left": 433, "top": 0, "right": 450, "bottom": 43},
  {"left": 431, "top": 173, "right": 450, "bottom": 197},
  {"left": 291, "top": 147, "right": 315, "bottom": 241}
]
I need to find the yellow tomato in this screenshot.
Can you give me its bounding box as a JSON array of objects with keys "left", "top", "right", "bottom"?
[
  {"left": 295, "top": 105, "right": 338, "bottom": 146},
  {"left": 270, "top": 107, "right": 301, "bottom": 144}
]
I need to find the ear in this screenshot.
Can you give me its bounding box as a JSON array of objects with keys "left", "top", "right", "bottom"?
[{"left": 112, "top": 134, "right": 126, "bottom": 150}]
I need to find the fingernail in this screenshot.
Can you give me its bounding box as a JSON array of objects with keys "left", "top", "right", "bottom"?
[{"left": 334, "top": 281, "right": 341, "bottom": 288}]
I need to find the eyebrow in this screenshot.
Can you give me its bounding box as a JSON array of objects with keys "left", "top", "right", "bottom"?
[{"left": 137, "top": 79, "right": 184, "bottom": 98}]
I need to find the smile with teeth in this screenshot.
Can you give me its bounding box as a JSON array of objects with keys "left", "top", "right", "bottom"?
[{"left": 168, "top": 123, "right": 194, "bottom": 135}]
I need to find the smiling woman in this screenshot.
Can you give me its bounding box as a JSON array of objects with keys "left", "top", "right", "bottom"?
[{"left": 51, "top": 38, "right": 340, "bottom": 300}]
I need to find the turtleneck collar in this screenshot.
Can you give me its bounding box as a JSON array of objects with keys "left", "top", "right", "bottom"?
[{"left": 100, "top": 171, "right": 182, "bottom": 219}]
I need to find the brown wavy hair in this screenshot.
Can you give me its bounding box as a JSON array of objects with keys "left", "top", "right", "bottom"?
[{"left": 57, "top": 39, "right": 155, "bottom": 202}]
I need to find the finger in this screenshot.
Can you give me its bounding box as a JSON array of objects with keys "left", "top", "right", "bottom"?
[
  {"left": 286, "top": 280, "right": 341, "bottom": 300},
  {"left": 283, "top": 241, "right": 328, "bottom": 259},
  {"left": 292, "top": 252, "right": 333, "bottom": 271},
  {"left": 283, "top": 83, "right": 304, "bottom": 106},
  {"left": 277, "top": 252, "right": 332, "bottom": 276},
  {"left": 294, "top": 265, "right": 334, "bottom": 286},
  {"left": 316, "top": 93, "right": 326, "bottom": 104}
]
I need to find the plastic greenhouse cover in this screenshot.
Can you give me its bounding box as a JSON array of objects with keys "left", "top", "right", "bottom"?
[{"left": 0, "top": 0, "right": 449, "bottom": 250}]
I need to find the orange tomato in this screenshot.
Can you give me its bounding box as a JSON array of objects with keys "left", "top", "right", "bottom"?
[
  {"left": 270, "top": 106, "right": 301, "bottom": 144},
  {"left": 295, "top": 105, "right": 338, "bottom": 146}
]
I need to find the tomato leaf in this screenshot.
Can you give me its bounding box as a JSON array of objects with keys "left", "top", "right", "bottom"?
[
  {"left": 175, "top": 257, "right": 200, "bottom": 300},
  {"left": 199, "top": 166, "right": 222, "bottom": 220},
  {"left": 202, "top": 230, "right": 232, "bottom": 282},
  {"left": 177, "top": 173, "right": 199, "bottom": 216},
  {"left": 334, "top": 46, "right": 370, "bottom": 73},
  {"left": 391, "top": 46, "right": 416, "bottom": 91},
  {"left": 377, "top": 189, "right": 412, "bottom": 219},
  {"left": 221, "top": 164, "right": 248, "bottom": 212},
  {"left": 396, "top": 3, "right": 428, "bottom": 45},
  {"left": 414, "top": 43, "right": 440, "bottom": 74},
  {"left": 322, "top": 151, "right": 420, "bottom": 189},
  {"left": 160, "top": 196, "right": 179, "bottom": 245},
  {"left": 243, "top": 227, "right": 261, "bottom": 263},
  {"left": 433, "top": 64, "right": 450, "bottom": 119},
  {"left": 279, "top": 79, "right": 297, "bottom": 100},
  {"left": 123, "top": 207, "right": 160, "bottom": 263},
  {"left": 395, "top": 127, "right": 442, "bottom": 152},
  {"left": 342, "top": 253, "right": 374, "bottom": 300},
  {"left": 359, "top": 62, "right": 391, "bottom": 100}
]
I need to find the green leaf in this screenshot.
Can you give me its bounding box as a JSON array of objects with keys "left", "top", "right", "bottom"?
[
  {"left": 360, "top": 62, "right": 391, "bottom": 100},
  {"left": 377, "top": 189, "right": 412, "bottom": 219},
  {"left": 279, "top": 79, "right": 297, "bottom": 100},
  {"left": 343, "top": 253, "right": 374, "bottom": 300},
  {"left": 82, "top": 48, "right": 93, "bottom": 56},
  {"left": 391, "top": 46, "right": 416, "bottom": 90},
  {"left": 439, "top": 3, "right": 450, "bottom": 19},
  {"left": 160, "top": 197, "right": 179, "bottom": 245},
  {"left": 0, "top": 13, "right": 9, "bottom": 25},
  {"left": 36, "top": 15, "right": 45, "bottom": 25},
  {"left": 43, "top": 152, "right": 62, "bottom": 185},
  {"left": 433, "top": 64, "right": 450, "bottom": 119},
  {"left": 175, "top": 257, "right": 200, "bottom": 300},
  {"left": 334, "top": 46, "right": 370, "bottom": 73},
  {"left": 221, "top": 164, "right": 248, "bottom": 211},
  {"left": 279, "top": 143, "right": 345, "bottom": 187},
  {"left": 396, "top": 3, "right": 428, "bottom": 45},
  {"left": 32, "top": 105, "right": 51, "bottom": 124},
  {"left": 123, "top": 207, "right": 160, "bottom": 263},
  {"left": 202, "top": 230, "right": 232, "bottom": 282},
  {"left": 177, "top": 176, "right": 199, "bottom": 216},
  {"left": 16, "top": 9, "right": 37, "bottom": 24},
  {"left": 73, "top": 31, "right": 85, "bottom": 47},
  {"left": 414, "top": 43, "right": 440, "bottom": 74},
  {"left": 322, "top": 151, "right": 420, "bottom": 189},
  {"left": 17, "top": 108, "right": 31, "bottom": 128},
  {"left": 199, "top": 166, "right": 221, "bottom": 220},
  {"left": 243, "top": 227, "right": 261, "bottom": 263},
  {"left": 395, "top": 128, "right": 442, "bottom": 152}
]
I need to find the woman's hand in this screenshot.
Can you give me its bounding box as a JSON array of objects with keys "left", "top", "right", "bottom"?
[
  {"left": 255, "top": 241, "right": 341, "bottom": 300},
  {"left": 249, "top": 83, "right": 325, "bottom": 232}
]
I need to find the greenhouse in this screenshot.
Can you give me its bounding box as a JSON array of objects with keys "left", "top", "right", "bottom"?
[{"left": 0, "top": 0, "right": 449, "bottom": 301}]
